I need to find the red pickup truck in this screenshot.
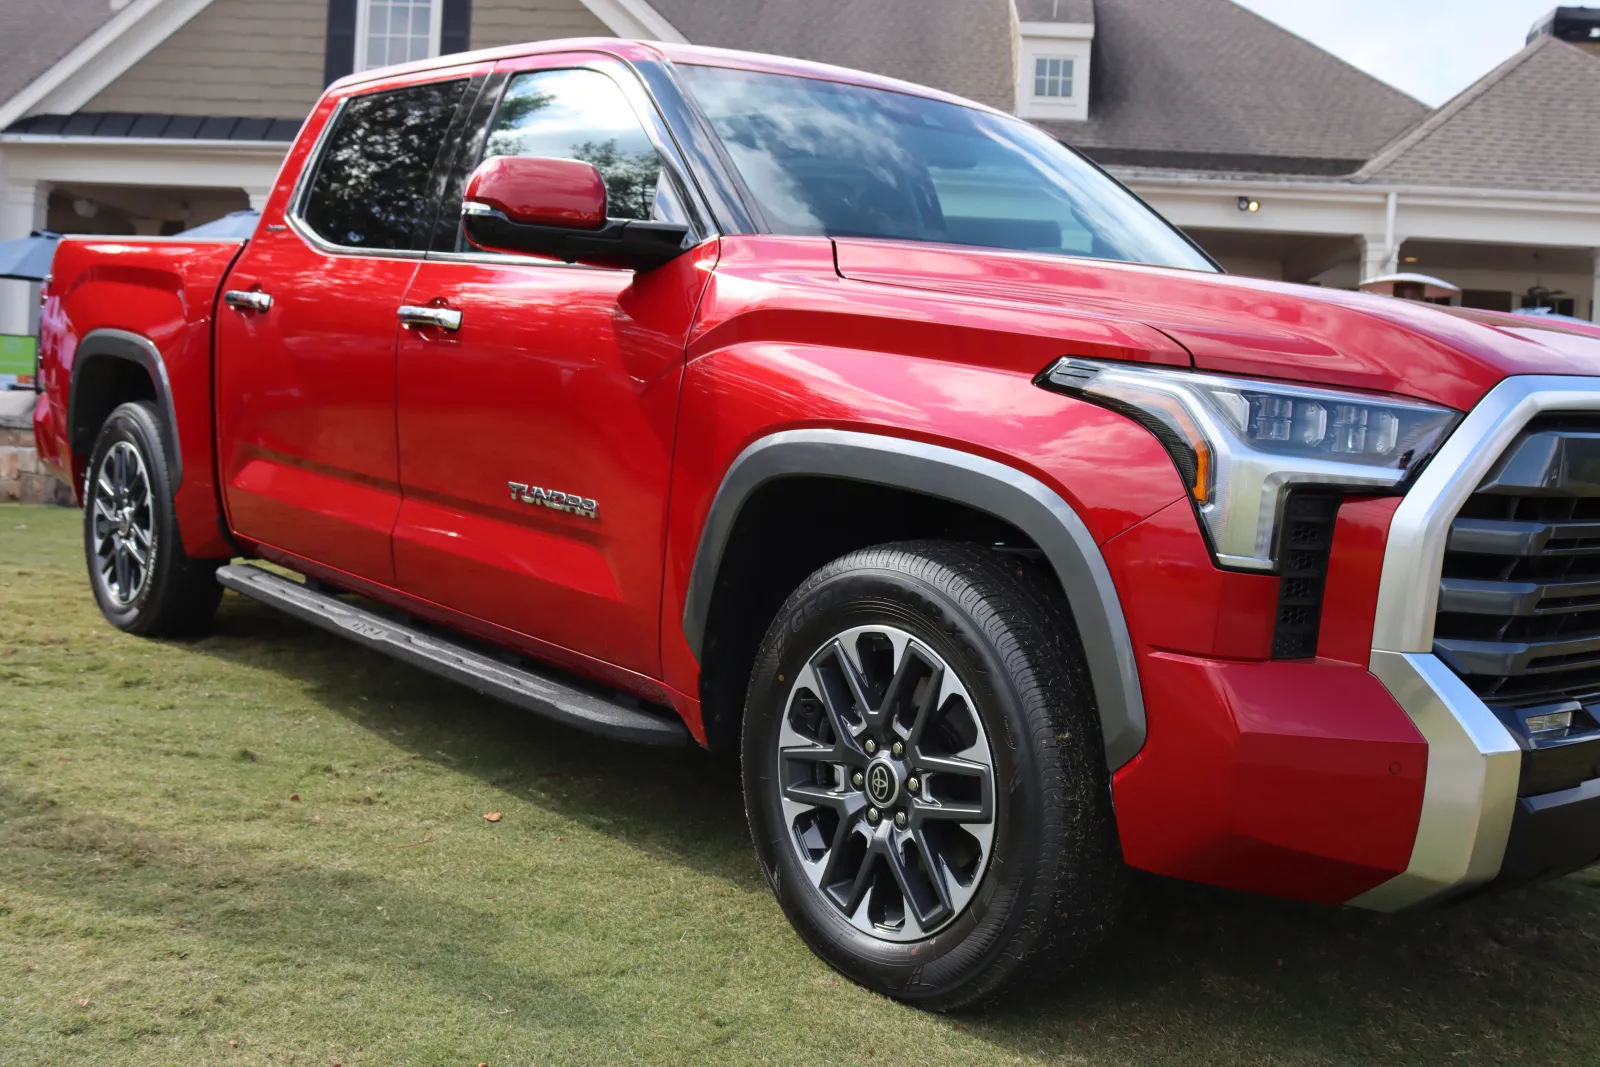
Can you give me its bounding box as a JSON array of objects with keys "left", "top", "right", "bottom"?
[{"left": 32, "top": 37, "right": 1600, "bottom": 1009}]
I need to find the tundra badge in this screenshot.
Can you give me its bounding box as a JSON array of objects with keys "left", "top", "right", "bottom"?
[{"left": 508, "top": 481, "right": 599, "bottom": 520}]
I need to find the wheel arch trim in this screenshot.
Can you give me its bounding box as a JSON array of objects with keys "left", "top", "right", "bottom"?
[
  {"left": 681, "top": 429, "right": 1147, "bottom": 769},
  {"left": 68, "top": 328, "right": 183, "bottom": 488}
]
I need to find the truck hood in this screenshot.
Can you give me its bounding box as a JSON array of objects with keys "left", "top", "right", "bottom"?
[{"left": 834, "top": 239, "right": 1600, "bottom": 412}]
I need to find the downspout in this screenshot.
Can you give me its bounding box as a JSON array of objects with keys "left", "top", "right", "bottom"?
[{"left": 1384, "top": 191, "right": 1399, "bottom": 275}]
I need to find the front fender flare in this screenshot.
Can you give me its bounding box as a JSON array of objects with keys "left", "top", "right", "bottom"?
[{"left": 682, "top": 429, "right": 1146, "bottom": 769}]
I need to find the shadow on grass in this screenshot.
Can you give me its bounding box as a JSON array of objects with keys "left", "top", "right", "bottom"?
[{"left": 194, "top": 593, "right": 1600, "bottom": 1062}]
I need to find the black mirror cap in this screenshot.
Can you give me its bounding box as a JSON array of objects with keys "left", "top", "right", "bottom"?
[{"left": 462, "top": 208, "right": 692, "bottom": 271}]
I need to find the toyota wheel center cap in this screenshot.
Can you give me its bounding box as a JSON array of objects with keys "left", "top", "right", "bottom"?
[{"left": 865, "top": 756, "right": 900, "bottom": 808}]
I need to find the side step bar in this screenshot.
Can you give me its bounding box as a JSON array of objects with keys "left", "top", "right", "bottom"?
[{"left": 216, "top": 564, "right": 690, "bottom": 746}]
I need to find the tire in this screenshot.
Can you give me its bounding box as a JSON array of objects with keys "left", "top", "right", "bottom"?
[
  {"left": 742, "top": 540, "right": 1123, "bottom": 1011},
  {"left": 83, "top": 401, "right": 225, "bottom": 637}
]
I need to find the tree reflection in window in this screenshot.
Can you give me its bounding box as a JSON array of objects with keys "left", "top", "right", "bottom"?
[
  {"left": 301, "top": 79, "right": 466, "bottom": 250},
  {"left": 483, "top": 69, "right": 667, "bottom": 224}
]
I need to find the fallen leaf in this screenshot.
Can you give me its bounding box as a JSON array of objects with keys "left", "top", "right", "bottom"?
[
  {"left": 555, "top": 835, "right": 566, "bottom": 841},
  {"left": 289, "top": 794, "right": 300, "bottom": 802},
  {"left": 78, "top": 999, "right": 89, "bottom": 1007},
  {"left": 483, "top": 812, "right": 502, "bottom": 823},
  {"left": 494, "top": 1009, "right": 512, "bottom": 1015},
  {"left": 230, "top": 1040, "right": 238, "bottom": 1047},
  {"left": 480, "top": 991, "right": 494, "bottom": 1001}
]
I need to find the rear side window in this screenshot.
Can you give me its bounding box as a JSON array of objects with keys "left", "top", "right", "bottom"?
[{"left": 300, "top": 79, "right": 467, "bottom": 251}]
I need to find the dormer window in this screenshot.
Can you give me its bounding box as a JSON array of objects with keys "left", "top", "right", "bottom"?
[
  {"left": 357, "top": 0, "right": 441, "bottom": 71},
  {"left": 1034, "top": 57, "right": 1075, "bottom": 100},
  {"left": 1016, "top": 19, "right": 1093, "bottom": 121}
]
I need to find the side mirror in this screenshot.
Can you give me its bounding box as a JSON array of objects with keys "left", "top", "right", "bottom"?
[{"left": 461, "top": 156, "right": 691, "bottom": 271}]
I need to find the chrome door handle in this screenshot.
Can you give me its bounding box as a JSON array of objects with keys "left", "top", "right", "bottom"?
[
  {"left": 397, "top": 305, "right": 462, "bottom": 331},
  {"left": 224, "top": 289, "right": 272, "bottom": 312}
]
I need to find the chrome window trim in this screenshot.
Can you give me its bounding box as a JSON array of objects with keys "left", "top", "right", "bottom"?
[{"left": 1354, "top": 374, "right": 1600, "bottom": 911}]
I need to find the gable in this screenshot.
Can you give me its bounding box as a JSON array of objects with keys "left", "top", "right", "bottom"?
[
  {"left": 80, "top": 0, "right": 616, "bottom": 123},
  {"left": 86, "top": 0, "right": 327, "bottom": 119}
]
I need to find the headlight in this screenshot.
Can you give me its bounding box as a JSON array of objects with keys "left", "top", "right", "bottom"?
[{"left": 1036, "top": 358, "right": 1461, "bottom": 570}]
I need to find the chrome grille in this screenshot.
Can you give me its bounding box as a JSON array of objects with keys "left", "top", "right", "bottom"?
[{"left": 1433, "top": 415, "right": 1600, "bottom": 710}]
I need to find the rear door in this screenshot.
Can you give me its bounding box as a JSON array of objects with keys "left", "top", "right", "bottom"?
[
  {"left": 390, "top": 55, "right": 713, "bottom": 677},
  {"left": 216, "top": 73, "right": 475, "bottom": 584}
]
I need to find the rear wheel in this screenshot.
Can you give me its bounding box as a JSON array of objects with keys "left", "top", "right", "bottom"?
[
  {"left": 84, "top": 401, "right": 225, "bottom": 636},
  {"left": 742, "top": 540, "right": 1123, "bottom": 1010}
]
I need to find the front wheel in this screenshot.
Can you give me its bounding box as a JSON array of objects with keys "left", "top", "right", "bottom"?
[
  {"left": 742, "top": 541, "right": 1123, "bottom": 1011},
  {"left": 84, "top": 401, "right": 225, "bottom": 636}
]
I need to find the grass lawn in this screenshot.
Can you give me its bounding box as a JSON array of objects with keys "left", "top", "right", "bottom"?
[{"left": 3, "top": 501, "right": 1600, "bottom": 1065}]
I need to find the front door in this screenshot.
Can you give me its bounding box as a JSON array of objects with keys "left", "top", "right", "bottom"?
[
  {"left": 391, "top": 58, "right": 712, "bottom": 677},
  {"left": 217, "top": 75, "right": 472, "bottom": 584}
]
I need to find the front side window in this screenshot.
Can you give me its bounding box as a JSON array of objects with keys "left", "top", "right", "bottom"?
[
  {"left": 481, "top": 68, "right": 679, "bottom": 224},
  {"left": 300, "top": 79, "right": 466, "bottom": 251},
  {"left": 358, "top": 0, "right": 439, "bottom": 71},
  {"left": 1034, "top": 57, "right": 1074, "bottom": 99},
  {"left": 678, "top": 64, "right": 1213, "bottom": 271}
]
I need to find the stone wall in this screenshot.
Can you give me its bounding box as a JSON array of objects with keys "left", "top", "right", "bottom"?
[{"left": 0, "top": 401, "right": 73, "bottom": 505}]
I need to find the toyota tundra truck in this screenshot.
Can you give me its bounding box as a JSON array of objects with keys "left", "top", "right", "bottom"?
[{"left": 32, "top": 37, "right": 1600, "bottom": 1010}]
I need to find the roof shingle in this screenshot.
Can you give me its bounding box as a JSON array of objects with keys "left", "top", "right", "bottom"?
[
  {"left": 1357, "top": 36, "right": 1600, "bottom": 193},
  {"left": 1036, "top": 0, "right": 1429, "bottom": 174},
  {"left": 0, "top": 0, "right": 121, "bottom": 109},
  {"left": 647, "top": 0, "right": 1017, "bottom": 110}
]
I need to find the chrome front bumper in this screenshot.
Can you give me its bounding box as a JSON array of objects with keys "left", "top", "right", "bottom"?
[{"left": 1353, "top": 376, "right": 1600, "bottom": 911}]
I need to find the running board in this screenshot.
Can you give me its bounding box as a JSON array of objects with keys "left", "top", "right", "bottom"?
[{"left": 216, "top": 564, "right": 690, "bottom": 746}]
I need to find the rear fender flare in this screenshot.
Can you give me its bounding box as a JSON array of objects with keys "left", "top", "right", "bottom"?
[
  {"left": 68, "top": 328, "right": 183, "bottom": 488},
  {"left": 682, "top": 429, "right": 1147, "bottom": 769}
]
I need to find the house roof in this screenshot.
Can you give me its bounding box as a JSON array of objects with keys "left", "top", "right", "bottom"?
[
  {"left": 1356, "top": 35, "right": 1600, "bottom": 193},
  {"left": 0, "top": 0, "right": 120, "bottom": 107},
  {"left": 1016, "top": 0, "right": 1096, "bottom": 22},
  {"left": 1036, "top": 0, "right": 1430, "bottom": 175},
  {"left": 5, "top": 111, "right": 299, "bottom": 141},
  {"left": 646, "top": 0, "right": 1018, "bottom": 110}
]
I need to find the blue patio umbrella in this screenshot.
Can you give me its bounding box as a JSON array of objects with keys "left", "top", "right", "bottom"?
[
  {"left": 0, "top": 230, "right": 61, "bottom": 282},
  {"left": 178, "top": 210, "right": 259, "bottom": 238}
]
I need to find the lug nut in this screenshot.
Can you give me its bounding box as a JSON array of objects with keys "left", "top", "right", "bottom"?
[
  {"left": 864, "top": 739, "right": 877, "bottom": 755},
  {"left": 891, "top": 741, "right": 904, "bottom": 757},
  {"left": 867, "top": 807, "right": 880, "bottom": 823},
  {"left": 894, "top": 811, "right": 907, "bottom": 828},
  {"left": 852, "top": 771, "right": 864, "bottom": 788},
  {"left": 907, "top": 777, "right": 920, "bottom": 794}
]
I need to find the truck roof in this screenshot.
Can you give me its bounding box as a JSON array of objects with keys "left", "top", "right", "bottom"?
[{"left": 326, "top": 36, "right": 1002, "bottom": 117}]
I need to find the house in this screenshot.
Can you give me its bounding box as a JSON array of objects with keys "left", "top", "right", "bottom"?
[{"left": 2, "top": 0, "right": 1599, "bottom": 353}]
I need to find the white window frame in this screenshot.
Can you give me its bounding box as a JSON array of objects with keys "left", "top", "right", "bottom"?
[
  {"left": 1031, "top": 56, "right": 1075, "bottom": 100},
  {"left": 354, "top": 0, "right": 443, "bottom": 73},
  {"left": 1015, "top": 22, "right": 1093, "bottom": 121}
]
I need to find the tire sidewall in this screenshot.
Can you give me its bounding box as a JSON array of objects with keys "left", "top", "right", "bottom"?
[
  {"left": 743, "top": 563, "right": 1057, "bottom": 1002},
  {"left": 83, "top": 403, "right": 175, "bottom": 633}
]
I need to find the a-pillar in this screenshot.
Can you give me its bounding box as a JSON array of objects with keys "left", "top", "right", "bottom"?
[{"left": 0, "top": 177, "right": 48, "bottom": 338}]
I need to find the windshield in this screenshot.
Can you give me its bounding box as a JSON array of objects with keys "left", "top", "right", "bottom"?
[{"left": 677, "top": 64, "right": 1215, "bottom": 271}]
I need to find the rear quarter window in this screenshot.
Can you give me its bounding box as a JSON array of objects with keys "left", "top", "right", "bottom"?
[{"left": 299, "top": 79, "right": 468, "bottom": 251}]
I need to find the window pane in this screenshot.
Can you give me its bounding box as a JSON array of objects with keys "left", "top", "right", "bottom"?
[
  {"left": 300, "top": 79, "right": 466, "bottom": 250},
  {"left": 679, "top": 64, "right": 1212, "bottom": 270},
  {"left": 482, "top": 69, "right": 667, "bottom": 223}
]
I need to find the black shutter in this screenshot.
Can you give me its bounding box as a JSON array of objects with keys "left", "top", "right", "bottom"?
[
  {"left": 441, "top": 0, "right": 472, "bottom": 56},
  {"left": 324, "top": 0, "right": 358, "bottom": 86}
]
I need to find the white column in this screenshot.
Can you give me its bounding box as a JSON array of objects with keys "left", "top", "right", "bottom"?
[
  {"left": 0, "top": 172, "right": 49, "bottom": 339},
  {"left": 1359, "top": 234, "right": 1389, "bottom": 284},
  {"left": 1591, "top": 249, "right": 1600, "bottom": 322}
]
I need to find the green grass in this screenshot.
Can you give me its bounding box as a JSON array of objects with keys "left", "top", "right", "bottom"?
[{"left": 4, "top": 502, "right": 1600, "bottom": 1065}]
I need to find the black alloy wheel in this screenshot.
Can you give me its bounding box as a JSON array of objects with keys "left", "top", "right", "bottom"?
[{"left": 743, "top": 541, "right": 1124, "bottom": 1010}]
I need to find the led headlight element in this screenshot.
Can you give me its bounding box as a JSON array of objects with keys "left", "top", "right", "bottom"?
[{"left": 1038, "top": 358, "right": 1461, "bottom": 570}]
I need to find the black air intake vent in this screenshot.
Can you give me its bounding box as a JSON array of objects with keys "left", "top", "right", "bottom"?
[{"left": 1272, "top": 492, "right": 1339, "bottom": 659}]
